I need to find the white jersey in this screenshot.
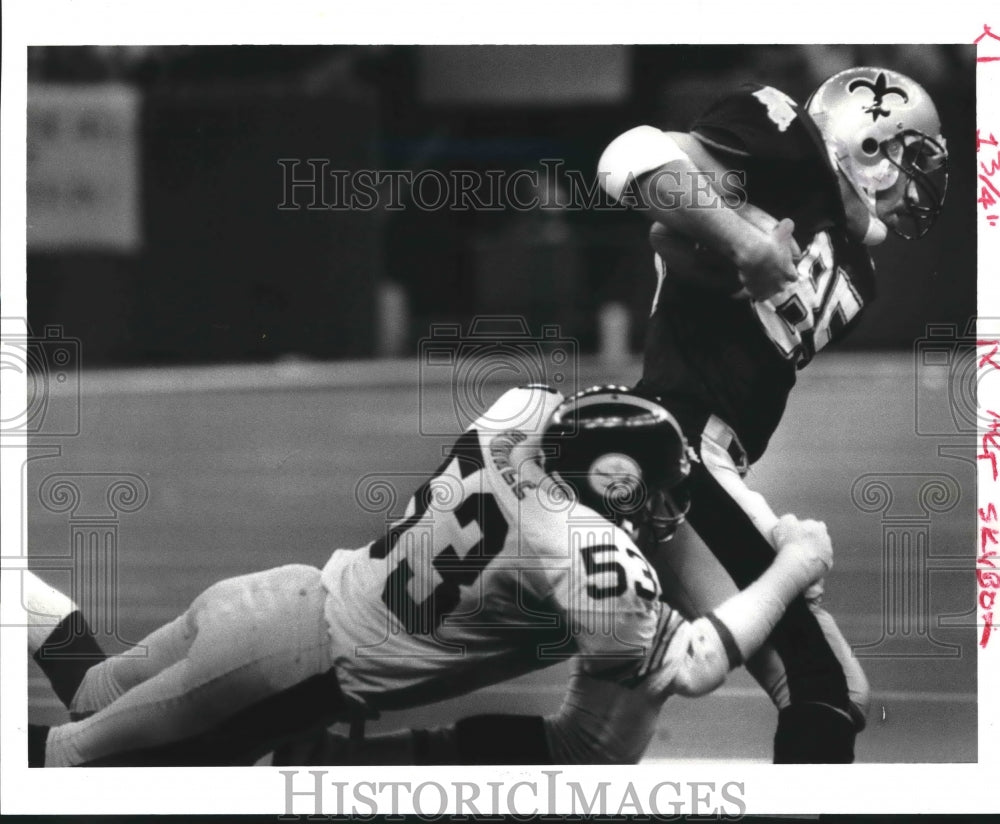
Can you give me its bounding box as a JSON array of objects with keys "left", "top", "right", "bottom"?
[{"left": 322, "top": 386, "right": 670, "bottom": 711}]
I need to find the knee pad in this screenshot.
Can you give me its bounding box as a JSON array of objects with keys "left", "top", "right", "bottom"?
[{"left": 773, "top": 702, "right": 858, "bottom": 763}]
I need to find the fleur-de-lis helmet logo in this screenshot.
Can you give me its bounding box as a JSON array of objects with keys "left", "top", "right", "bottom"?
[
  {"left": 806, "top": 67, "right": 948, "bottom": 239},
  {"left": 847, "top": 71, "right": 909, "bottom": 121}
]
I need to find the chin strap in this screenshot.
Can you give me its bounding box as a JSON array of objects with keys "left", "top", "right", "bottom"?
[
  {"left": 860, "top": 214, "right": 888, "bottom": 246},
  {"left": 831, "top": 153, "right": 889, "bottom": 246}
]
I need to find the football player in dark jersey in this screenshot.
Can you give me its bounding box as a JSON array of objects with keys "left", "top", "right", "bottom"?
[{"left": 596, "top": 67, "right": 948, "bottom": 763}]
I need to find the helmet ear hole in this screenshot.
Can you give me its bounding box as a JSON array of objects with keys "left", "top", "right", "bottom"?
[{"left": 861, "top": 137, "right": 879, "bottom": 155}]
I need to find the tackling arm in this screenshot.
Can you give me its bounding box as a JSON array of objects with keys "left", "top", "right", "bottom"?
[
  {"left": 550, "top": 514, "right": 833, "bottom": 760},
  {"left": 273, "top": 515, "right": 833, "bottom": 765},
  {"left": 640, "top": 514, "right": 832, "bottom": 699}
]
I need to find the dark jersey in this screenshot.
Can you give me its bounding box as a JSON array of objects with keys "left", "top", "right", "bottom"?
[{"left": 638, "top": 84, "right": 876, "bottom": 463}]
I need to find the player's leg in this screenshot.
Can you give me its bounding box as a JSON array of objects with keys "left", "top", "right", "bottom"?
[
  {"left": 803, "top": 602, "right": 871, "bottom": 729},
  {"left": 69, "top": 613, "right": 198, "bottom": 717},
  {"left": 691, "top": 418, "right": 868, "bottom": 761},
  {"left": 24, "top": 570, "right": 198, "bottom": 717},
  {"left": 24, "top": 570, "right": 106, "bottom": 708},
  {"left": 80, "top": 666, "right": 350, "bottom": 766},
  {"left": 649, "top": 521, "right": 740, "bottom": 620},
  {"left": 653, "top": 416, "right": 868, "bottom": 761},
  {"left": 39, "top": 564, "right": 339, "bottom": 767},
  {"left": 655, "top": 521, "right": 868, "bottom": 761}
]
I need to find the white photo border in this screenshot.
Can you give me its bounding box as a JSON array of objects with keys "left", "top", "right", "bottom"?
[{"left": 2, "top": 0, "right": 997, "bottom": 815}]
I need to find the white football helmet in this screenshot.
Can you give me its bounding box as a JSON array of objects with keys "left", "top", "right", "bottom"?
[{"left": 806, "top": 67, "right": 948, "bottom": 240}]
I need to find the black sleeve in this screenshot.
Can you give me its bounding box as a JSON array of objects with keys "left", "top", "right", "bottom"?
[
  {"left": 691, "top": 83, "right": 817, "bottom": 162},
  {"left": 689, "top": 84, "right": 847, "bottom": 238}
]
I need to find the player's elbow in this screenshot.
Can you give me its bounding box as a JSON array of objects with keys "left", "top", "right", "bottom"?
[
  {"left": 671, "top": 617, "right": 732, "bottom": 698},
  {"left": 672, "top": 661, "right": 728, "bottom": 698}
]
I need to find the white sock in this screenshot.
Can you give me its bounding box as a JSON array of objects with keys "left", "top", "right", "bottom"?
[{"left": 24, "top": 570, "right": 79, "bottom": 655}]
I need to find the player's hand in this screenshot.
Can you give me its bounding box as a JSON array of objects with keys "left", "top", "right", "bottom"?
[
  {"left": 772, "top": 514, "right": 833, "bottom": 585},
  {"left": 734, "top": 218, "right": 800, "bottom": 301},
  {"left": 804, "top": 576, "right": 826, "bottom": 605}
]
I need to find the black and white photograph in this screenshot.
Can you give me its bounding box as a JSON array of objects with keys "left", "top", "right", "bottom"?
[{"left": 2, "top": 1, "right": 999, "bottom": 817}]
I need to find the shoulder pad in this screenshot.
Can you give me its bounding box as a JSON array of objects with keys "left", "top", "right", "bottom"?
[
  {"left": 691, "top": 84, "right": 818, "bottom": 163},
  {"left": 598, "top": 126, "right": 688, "bottom": 201}
]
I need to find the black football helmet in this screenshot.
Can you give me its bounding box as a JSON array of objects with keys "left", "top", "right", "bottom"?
[{"left": 542, "top": 385, "right": 691, "bottom": 542}]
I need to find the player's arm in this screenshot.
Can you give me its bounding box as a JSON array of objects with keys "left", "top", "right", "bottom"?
[
  {"left": 275, "top": 516, "right": 833, "bottom": 766},
  {"left": 533, "top": 515, "right": 836, "bottom": 763},
  {"left": 640, "top": 514, "right": 832, "bottom": 699},
  {"left": 537, "top": 514, "right": 836, "bottom": 763},
  {"left": 598, "top": 126, "right": 798, "bottom": 300}
]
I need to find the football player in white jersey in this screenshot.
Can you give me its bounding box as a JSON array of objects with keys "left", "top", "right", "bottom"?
[{"left": 29, "top": 385, "right": 832, "bottom": 766}]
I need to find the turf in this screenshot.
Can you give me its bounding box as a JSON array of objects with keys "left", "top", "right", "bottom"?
[{"left": 26, "top": 351, "right": 976, "bottom": 762}]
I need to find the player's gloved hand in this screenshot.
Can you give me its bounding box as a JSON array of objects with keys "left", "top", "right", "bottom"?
[
  {"left": 734, "top": 217, "right": 801, "bottom": 301},
  {"left": 804, "top": 577, "right": 826, "bottom": 605},
  {"left": 771, "top": 514, "right": 833, "bottom": 586}
]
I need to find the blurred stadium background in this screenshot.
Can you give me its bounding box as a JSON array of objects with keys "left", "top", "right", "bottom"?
[{"left": 25, "top": 45, "right": 977, "bottom": 762}]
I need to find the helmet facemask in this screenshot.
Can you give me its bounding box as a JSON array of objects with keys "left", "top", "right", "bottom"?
[
  {"left": 874, "top": 130, "right": 948, "bottom": 240},
  {"left": 558, "top": 465, "right": 691, "bottom": 549},
  {"left": 633, "top": 479, "right": 691, "bottom": 544}
]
